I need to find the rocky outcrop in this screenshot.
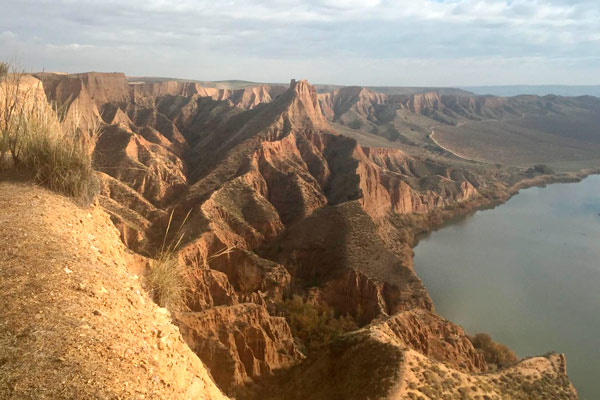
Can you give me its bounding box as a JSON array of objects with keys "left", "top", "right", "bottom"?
[
  {"left": 317, "top": 85, "right": 584, "bottom": 132},
  {"left": 96, "top": 172, "right": 165, "bottom": 253},
  {"left": 130, "top": 80, "right": 286, "bottom": 110},
  {"left": 93, "top": 124, "right": 187, "bottom": 206},
  {"left": 370, "top": 309, "right": 486, "bottom": 372},
  {"left": 34, "top": 72, "right": 130, "bottom": 129},
  {"left": 270, "top": 201, "right": 433, "bottom": 323},
  {"left": 36, "top": 72, "right": 130, "bottom": 109},
  {"left": 250, "top": 311, "right": 576, "bottom": 400},
  {"left": 89, "top": 78, "right": 475, "bottom": 329},
  {"left": 176, "top": 304, "right": 303, "bottom": 394},
  {"left": 319, "top": 86, "right": 386, "bottom": 122},
  {"left": 354, "top": 145, "right": 478, "bottom": 218},
  {"left": 208, "top": 248, "right": 292, "bottom": 304}
]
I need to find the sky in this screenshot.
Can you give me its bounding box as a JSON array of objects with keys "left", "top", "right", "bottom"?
[{"left": 1, "top": 0, "right": 599, "bottom": 86}]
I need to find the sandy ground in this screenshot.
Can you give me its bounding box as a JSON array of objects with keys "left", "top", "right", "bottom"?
[{"left": 0, "top": 181, "right": 227, "bottom": 400}]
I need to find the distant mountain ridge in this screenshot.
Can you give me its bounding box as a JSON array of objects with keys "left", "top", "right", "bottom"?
[
  {"left": 128, "top": 76, "right": 473, "bottom": 96},
  {"left": 463, "top": 85, "right": 600, "bottom": 97},
  {"left": 114, "top": 74, "right": 600, "bottom": 99}
]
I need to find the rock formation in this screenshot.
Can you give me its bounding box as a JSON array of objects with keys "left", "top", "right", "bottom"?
[
  {"left": 4, "top": 71, "right": 581, "bottom": 398},
  {"left": 176, "top": 304, "right": 303, "bottom": 393},
  {"left": 255, "top": 316, "right": 577, "bottom": 399}
]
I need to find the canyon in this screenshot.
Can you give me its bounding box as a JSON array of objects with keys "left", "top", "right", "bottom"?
[{"left": 2, "top": 70, "right": 598, "bottom": 399}]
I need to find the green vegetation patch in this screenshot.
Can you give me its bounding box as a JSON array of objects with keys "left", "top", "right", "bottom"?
[{"left": 275, "top": 295, "right": 358, "bottom": 353}]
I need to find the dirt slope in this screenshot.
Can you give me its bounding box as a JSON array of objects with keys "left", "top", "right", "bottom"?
[
  {"left": 255, "top": 310, "right": 577, "bottom": 400},
  {"left": 0, "top": 182, "right": 228, "bottom": 400}
]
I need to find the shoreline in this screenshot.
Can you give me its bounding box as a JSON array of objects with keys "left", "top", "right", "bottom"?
[
  {"left": 409, "top": 169, "right": 600, "bottom": 398},
  {"left": 410, "top": 168, "right": 600, "bottom": 247}
]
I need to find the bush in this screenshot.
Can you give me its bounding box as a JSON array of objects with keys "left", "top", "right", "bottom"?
[
  {"left": 19, "top": 112, "right": 96, "bottom": 199},
  {"left": 276, "top": 296, "right": 358, "bottom": 353},
  {"left": 348, "top": 119, "right": 363, "bottom": 130},
  {"left": 469, "top": 333, "right": 518, "bottom": 368},
  {"left": 145, "top": 210, "right": 192, "bottom": 312},
  {"left": 527, "top": 164, "right": 554, "bottom": 175},
  {"left": 146, "top": 251, "right": 188, "bottom": 311},
  {"left": 0, "top": 63, "right": 96, "bottom": 200}
]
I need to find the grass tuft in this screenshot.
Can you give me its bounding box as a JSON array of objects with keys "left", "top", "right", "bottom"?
[
  {"left": 146, "top": 210, "right": 192, "bottom": 312},
  {"left": 0, "top": 62, "right": 97, "bottom": 201},
  {"left": 146, "top": 251, "right": 188, "bottom": 311}
]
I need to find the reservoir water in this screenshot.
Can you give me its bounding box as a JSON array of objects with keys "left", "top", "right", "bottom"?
[{"left": 414, "top": 175, "right": 600, "bottom": 399}]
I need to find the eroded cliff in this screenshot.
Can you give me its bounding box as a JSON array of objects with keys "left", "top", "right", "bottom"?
[{"left": 4, "top": 71, "right": 579, "bottom": 399}]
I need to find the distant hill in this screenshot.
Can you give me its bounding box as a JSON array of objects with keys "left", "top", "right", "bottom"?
[
  {"left": 122, "top": 77, "right": 600, "bottom": 98},
  {"left": 315, "top": 84, "right": 472, "bottom": 96},
  {"left": 127, "top": 76, "right": 264, "bottom": 90},
  {"left": 127, "top": 76, "right": 472, "bottom": 96},
  {"left": 463, "top": 85, "right": 600, "bottom": 97}
]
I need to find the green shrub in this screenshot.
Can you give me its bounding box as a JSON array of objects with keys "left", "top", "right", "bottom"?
[
  {"left": 469, "top": 333, "right": 518, "bottom": 368},
  {"left": 527, "top": 164, "right": 554, "bottom": 175},
  {"left": 276, "top": 296, "right": 358, "bottom": 353},
  {"left": 348, "top": 119, "right": 363, "bottom": 130}
]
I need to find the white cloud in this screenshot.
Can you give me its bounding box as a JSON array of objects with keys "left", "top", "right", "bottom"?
[
  {"left": 318, "top": 0, "right": 382, "bottom": 10},
  {"left": 1, "top": 0, "right": 599, "bottom": 85},
  {"left": 0, "top": 30, "right": 16, "bottom": 39},
  {"left": 46, "top": 43, "right": 96, "bottom": 50}
]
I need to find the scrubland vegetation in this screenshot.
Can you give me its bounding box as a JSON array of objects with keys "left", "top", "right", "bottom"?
[
  {"left": 276, "top": 295, "right": 358, "bottom": 353},
  {"left": 0, "top": 62, "right": 97, "bottom": 200},
  {"left": 145, "top": 210, "right": 192, "bottom": 312},
  {"left": 469, "top": 333, "right": 518, "bottom": 370}
]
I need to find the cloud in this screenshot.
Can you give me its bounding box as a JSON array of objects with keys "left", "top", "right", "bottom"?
[
  {"left": 46, "top": 43, "right": 96, "bottom": 51},
  {"left": 0, "top": 0, "right": 599, "bottom": 85},
  {"left": 0, "top": 30, "right": 16, "bottom": 39},
  {"left": 318, "top": 0, "right": 382, "bottom": 10}
]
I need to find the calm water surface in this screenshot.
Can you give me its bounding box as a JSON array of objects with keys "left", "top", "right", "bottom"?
[{"left": 414, "top": 175, "right": 600, "bottom": 399}]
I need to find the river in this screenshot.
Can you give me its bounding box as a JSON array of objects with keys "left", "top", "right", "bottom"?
[{"left": 414, "top": 174, "right": 600, "bottom": 399}]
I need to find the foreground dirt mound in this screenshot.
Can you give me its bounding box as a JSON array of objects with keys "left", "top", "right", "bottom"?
[{"left": 0, "top": 182, "right": 227, "bottom": 400}]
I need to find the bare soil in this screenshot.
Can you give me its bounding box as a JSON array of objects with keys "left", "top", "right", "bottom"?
[{"left": 0, "top": 182, "right": 227, "bottom": 400}]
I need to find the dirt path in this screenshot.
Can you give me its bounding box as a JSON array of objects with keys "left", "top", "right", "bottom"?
[
  {"left": 0, "top": 182, "right": 227, "bottom": 400},
  {"left": 428, "top": 129, "right": 473, "bottom": 160},
  {"left": 428, "top": 113, "right": 527, "bottom": 162}
]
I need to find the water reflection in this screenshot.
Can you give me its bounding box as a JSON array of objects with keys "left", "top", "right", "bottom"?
[{"left": 414, "top": 175, "right": 600, "bottom": 400}]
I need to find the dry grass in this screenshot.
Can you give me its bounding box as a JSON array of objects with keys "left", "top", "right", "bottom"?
[
  {"left": 146, "top": 210, "right": 235, "bottom": 312},
  {"left": 0, "top": 62, "right": 97, "bottom": 200},
  {"left": 147, "top": 251, "right": 188, "bottom": 311},
  {"left": 145, "top": 210, "right": 191, "bottom": 312}
]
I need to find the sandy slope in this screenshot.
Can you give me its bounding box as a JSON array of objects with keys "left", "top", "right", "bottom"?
[{"left": 0, "top": 181, "right": 228, "bottom": 400}]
